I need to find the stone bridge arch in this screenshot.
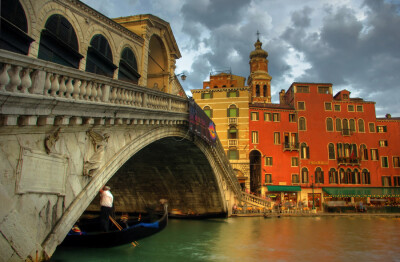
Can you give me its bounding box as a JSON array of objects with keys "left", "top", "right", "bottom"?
[{"left": 43, "top": 125, "right": 232, "bottom": 255}]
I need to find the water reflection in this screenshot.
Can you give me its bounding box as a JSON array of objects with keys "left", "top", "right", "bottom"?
[{"left": 52, "top": 216, "right": 400, "bottom": 262}]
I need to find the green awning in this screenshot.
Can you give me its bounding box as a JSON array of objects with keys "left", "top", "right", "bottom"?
[
  {"left": 267, "top": 185, "right": 301, "bottom": 192},
  {"left": 323, "top": 187, "right": 400, "bottom": 197}
]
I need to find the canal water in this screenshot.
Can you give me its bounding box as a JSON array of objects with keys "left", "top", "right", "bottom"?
[{"left": 52, "top": 216, "right": 400, "bottom": 262}]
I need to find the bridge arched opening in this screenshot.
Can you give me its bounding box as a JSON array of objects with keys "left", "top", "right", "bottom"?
[
  {"left": 147, "top": 35, "right": 168, "bottom": 92},
  {"left": 86, "top": 136, "right": 226, "bottom": 217}
]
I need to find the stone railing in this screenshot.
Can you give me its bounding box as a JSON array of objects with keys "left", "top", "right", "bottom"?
[
  {"left": 241, "top": 192, "right": 272, "bottom": 208},
  {"left": 211, "top": 138, "right": 242, "bottom": 196},
  {"left": 0, "top": 50, "right": 188, "bottom": 125}
]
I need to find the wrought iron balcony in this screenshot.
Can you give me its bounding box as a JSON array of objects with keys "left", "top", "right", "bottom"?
[
  {"left": 283, "top": 142, "right": 299, "bottom": 151},
  {"left": 337, "top": 157, "right": 361, "bottom": 166},
  {"left": 341, "top": 128, "right": 353, "bottom": 136}
]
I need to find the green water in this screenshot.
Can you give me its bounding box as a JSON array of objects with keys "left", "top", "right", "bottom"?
[{"left": 52, "top": 216, "right": 400, "bottom": 262}]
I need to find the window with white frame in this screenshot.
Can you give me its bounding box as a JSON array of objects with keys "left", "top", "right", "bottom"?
[
  {"left": 381, "top": 156, "right": 389, "bottom": 168},
  {"left": 297, "top": 101, "right": 305, "bottom": 110},
  {"left": 265, "top": 157, "right": 273, "bottom": 166},
  {"left": 274, "top": 132, "right": 280, "bottom": 144},
  {"left": 291, "top": 157, "right": 299, "bottom": 166},
  {"left": 252, "top": 131, "right": 259, "bottom": 144},
  {"left": 251, "top": 112, "right": 259, "bottom": 121}
]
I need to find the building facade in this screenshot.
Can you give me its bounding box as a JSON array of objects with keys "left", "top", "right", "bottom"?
[
  {"left": 191, "top": 73, "right": 250, "bottom": 190},
  {"left": 192, "top": 38, "right": 400, "bottom": 210}
]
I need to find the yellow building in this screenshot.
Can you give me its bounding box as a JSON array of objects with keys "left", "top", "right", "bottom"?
[{"left": 191, "top": 72, "right": 250, "bottom": 190}]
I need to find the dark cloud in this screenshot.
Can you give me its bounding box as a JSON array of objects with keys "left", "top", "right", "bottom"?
[
  {"left": 281, "top": 0, "right": 400, "bottom": 116},
  {"left": 82, "top": 0, "right": 400, "bottom": 116},
  {"left": 181, "top": 0, "right": 251, "bottom": 30},
  {"left": 291, "top": 6, "right": 313, "bottom": 28}
]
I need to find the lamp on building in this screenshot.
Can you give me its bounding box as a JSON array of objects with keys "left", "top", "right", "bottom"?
[
  {"left": 311, "top": 175, "right": 315, "bottom": 211},
  {"left": 169, "top": 72, "right": 187, "bottom": 83}
]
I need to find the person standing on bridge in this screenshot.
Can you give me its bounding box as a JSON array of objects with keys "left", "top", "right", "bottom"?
[{"left": 99, "top": 185, "right": 113, "bottom": 232}]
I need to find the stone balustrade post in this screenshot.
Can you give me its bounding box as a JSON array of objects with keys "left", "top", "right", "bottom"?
[
  {"left": 143, "top": 93, "right": 147, "bottom": 108},
  {"left": 101, "top": 85, "right": 110, "bottom": 102},
  {"left": 30, "top": 70, "right": 46, "bottom": 95}
]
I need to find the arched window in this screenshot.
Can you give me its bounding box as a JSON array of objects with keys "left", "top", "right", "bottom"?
[
  {"left": 228, "top": 126, "right": 238, "bottom": 139},
  {"left": 343, "top": 118, "right": 349, "bottom": 133},
  {"left": 349, "top": 119, "right": 356, "bottom": 133},
  {"left": 336, "top": 118, "right": 342, "bottom": 131},
  {"left": 329, "top": 168, "right": 338, "bottom": 184},
  {"left": 86, "top": 34, "right": 117, "bottom": 77},
  {"left": 350, "top": 143, "right": 358, "bottom": 160},
  {"left": 0, "top": 0, "right": 33, "bottom": 54},
  {"left": 344, "top": 143, "right": 351, "bottom": 157},
  {"left": 203, "top": 106, "right": 212, "bottom": 118},
  {"left": 227, "top": 105, "right": 239, "bottom": 117},
  {"left": 339, "top": 168, "right": 345, "bottom": 184},
  {"left": 118, "top": 47, "right": 140, "bottom": 84},
  {"left": 263, "top": 85, "right": 267, "bottom": 97},
  {"left": 354, "top": 169, "right": 360, "bottom": 184},
  {"left": 315, "top": 167, "right": 324, "bottom": 184},
  {"left": 358, "top": 119, "right": 365, "bottom": 132},
  {"left": 256, "top": 85, "right": 260, "bottom": 97},
  {"left": 326, "top": 118, "right": 334, "bottom": 131},
  {"left": 337, "top": 143, "right": 343, "bottom": 158},
  {"left": 301, "top": 167, "right": 309, "bottom": 183},
  {"left": 299, "top": 117, "right": 306, "bottom": 131},
  {"left": 345, "top": 168, "right": 352, "bottom": 184},
  {"left": 38, "top": 14, "right": 82, "bottom": 68},
  {"left": 300, "top": 143, "right": 309, "bottom": 159},
  {"left": 361, "top": 169, "right": 370, "bottom": 184},
  {"left": 328, "top": 143, "right": 335, "bottom": 159},
  {"left": 360, "top": 144, "right": 368, "bottom": 160}
]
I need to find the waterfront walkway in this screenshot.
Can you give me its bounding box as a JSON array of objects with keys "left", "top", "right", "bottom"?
[{"left": 231, "top": 212, "right": 400, "bottom": 218}]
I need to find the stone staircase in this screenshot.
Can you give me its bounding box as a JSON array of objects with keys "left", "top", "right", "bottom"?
[{"left": 240, "top": 192, "right": 273, "bottom": 211}]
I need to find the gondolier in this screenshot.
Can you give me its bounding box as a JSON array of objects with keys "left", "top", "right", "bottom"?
[
  {"left": 100, "top": 185, "right": 113, "bottom": 232},
  {"left": 61, "top": 199, "right": 169, "bottom": 247}
]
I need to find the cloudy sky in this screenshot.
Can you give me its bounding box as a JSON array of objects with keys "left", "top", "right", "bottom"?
[{"left": 82, "top": 0, "right": 400, "bottom": 117}]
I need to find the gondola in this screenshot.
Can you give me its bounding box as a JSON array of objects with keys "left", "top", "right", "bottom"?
[{"left": 61, "top": 203, "right": 168, "bottom": 248}]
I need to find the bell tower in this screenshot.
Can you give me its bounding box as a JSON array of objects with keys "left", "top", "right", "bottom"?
[{"left": 248, "top": 32, "right": 272, "bottom": 103}]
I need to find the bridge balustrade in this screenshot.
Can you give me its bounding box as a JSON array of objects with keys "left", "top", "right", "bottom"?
[
  {"left": 0, "top": 50, "right": 188, "bottom": 118},
  {"left": 241, "top": 192, "right": 273, "bottom": 210}
]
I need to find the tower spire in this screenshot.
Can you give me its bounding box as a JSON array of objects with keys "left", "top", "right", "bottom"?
[{"left": 248, "top": 31, "right": 272, "bottom": 104}]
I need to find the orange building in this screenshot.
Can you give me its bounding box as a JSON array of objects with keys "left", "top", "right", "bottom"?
[{"left": 192, "top": 37, "right": 400, "bottom": 210}]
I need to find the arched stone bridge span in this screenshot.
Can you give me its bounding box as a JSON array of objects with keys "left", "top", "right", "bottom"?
[{"left": 0, "top": 51, "right": 241, "bottom": 260}]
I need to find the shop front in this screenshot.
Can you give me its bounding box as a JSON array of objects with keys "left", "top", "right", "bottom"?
[
  {"left": 323, "top": 187, "right": 400, "bottom": 213},
  {"left": 265, "top": 185, "right": 301, "bottom": 209},
  {"left": 308, "top": 193, "right": 321, "bottom": 210}
]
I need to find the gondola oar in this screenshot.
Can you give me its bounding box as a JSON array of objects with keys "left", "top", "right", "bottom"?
[{"left": 109, "top": 215, "right": 139, "bottom": 247}]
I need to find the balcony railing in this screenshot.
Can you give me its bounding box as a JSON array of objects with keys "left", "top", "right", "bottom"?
[
  {"left": 337, "top": 157, "right": 361, "bottom": 165},
  {"left": 228, "top": 139, "right": 238, "bottom": 146},
  {"left": 341, "top": 129, "right": 353, "bottom": 136},
  {"left": 283, "top": 142, "right": 299, "bottom": 151},
  {"left": 228, "top": 117, "right": 238, "bottom": 125}
]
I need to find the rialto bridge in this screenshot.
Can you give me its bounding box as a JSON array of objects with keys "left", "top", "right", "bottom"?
[
  {"left": 0, "top": 48, "right": 245, "bottom": 260},
  {"left": 0, "top": 1, "right": 271, "bottom": 260}
]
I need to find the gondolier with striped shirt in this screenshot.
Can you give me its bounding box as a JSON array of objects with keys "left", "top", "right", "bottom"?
[{"left": 100, "top": 185, "right": 114, "bottom": 232}]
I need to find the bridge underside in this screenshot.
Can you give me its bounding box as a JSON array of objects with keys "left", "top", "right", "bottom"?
[{"left": 87, "top": 137, "right": 226, "bottom": 216}]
